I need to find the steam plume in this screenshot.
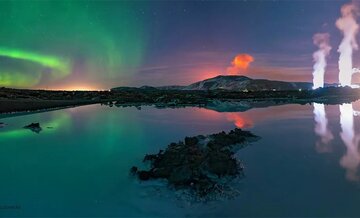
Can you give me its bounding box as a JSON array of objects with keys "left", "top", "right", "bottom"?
[
  {"left": 312, "top": 33, "right": 332, "bottom": 89},
  {"left": 336, "top": 2, "right": 359, "bottom": 87},
  {"left": 227, "top": 54, "right": 254, "bottom": 75},
  {"left": 353, "top": 67, "right": 360, "bottom": 73}
]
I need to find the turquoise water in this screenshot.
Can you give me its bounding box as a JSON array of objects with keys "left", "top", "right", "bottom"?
[{"left": 1, "top": 102, "right": 360, "bottom": 217}]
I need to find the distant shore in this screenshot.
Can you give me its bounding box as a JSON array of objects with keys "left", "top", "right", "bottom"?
[
  {"left": 1, "top": 86, "right": 359, "bottom": 115},
  {"left": 0, "top": 99, "right": 103, "bottom": 114}
]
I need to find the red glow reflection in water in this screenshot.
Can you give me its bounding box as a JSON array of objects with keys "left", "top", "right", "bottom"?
[{"left": 226, "top": 113, "right": 253, "bottom": 128}]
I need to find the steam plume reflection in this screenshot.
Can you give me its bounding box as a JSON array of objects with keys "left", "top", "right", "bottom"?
[
  {"left": 313, "top": 103, "right": 333, "bottom": 153},
  {"left": 339, "top": 103, "right": 360, "bottom": 181}
]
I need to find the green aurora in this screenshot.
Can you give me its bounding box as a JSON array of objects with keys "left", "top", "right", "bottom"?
[
  {"left": 0, "top": 1, "right": 146, "bottom": 88},
  {"left": 0, "top": 47, "right": 69, "bottom": 72}
]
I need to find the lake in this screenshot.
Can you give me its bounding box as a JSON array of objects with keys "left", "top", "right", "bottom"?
[{"left": 1, "top": 101, "right": 360, "bottom": 217}]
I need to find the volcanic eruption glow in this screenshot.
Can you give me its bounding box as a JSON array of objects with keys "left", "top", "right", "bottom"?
[
  {"left": 312, "top": 33, "right": 331, "bottom": 89},
  {"left": 227, "top": 54, "right": 254, "bottom": 75},
  {"left": 336, "top": 2, "right": 359, "bottom": 87}
]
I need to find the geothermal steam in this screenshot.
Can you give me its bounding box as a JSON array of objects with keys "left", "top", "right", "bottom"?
[
  {"left": 312, "top": 33, "right": 332, "bottom": 89},
  {"left": 227, "top": 54, "right": 254, "bottom": 75},
  {"left": 336, "top": 2, "right": 359, "bottom": 87}
]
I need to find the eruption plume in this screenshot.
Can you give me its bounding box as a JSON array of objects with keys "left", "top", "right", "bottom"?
[
  {"left": 227, "top": 54, "right": 254, "bottom": 75},
  {"left": 336, "top": 2, "right": 359, "bottom": 87},
  {"left": 312, "top": 33, "right": 332, "bottom": 89}
]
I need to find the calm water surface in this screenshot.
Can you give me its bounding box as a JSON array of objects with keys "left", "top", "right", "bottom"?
[{"left": 1, "top": 102, "right": 360, "bottom": 217}]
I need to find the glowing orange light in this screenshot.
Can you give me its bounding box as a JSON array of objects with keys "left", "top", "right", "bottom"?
[
  {"left": 64, "top": 87, "right": 96, "bottom": 91},
  {"left": 227, "top": 54, "right": 254, "bottom": 75},
  {"left": 226, "top": 113, "right": 253, "bottom": 128},
  {"left": 51, "top": 85, "right": 100, "bottom": 91}
]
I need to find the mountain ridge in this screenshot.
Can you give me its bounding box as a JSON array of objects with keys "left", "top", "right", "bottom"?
[{"left": 113, "top": 75, "right": 316, "bottom": 91}]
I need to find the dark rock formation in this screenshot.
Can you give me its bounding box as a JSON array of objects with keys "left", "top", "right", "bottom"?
[
  {"left": 131, "top": 128, "right": 260, "bottom": 199},
  {"left": 23, "top": 123, "right": 42, "bottom": 133},
  {"left": 0, "top": 122, "right": 5, "bottom": 128}
]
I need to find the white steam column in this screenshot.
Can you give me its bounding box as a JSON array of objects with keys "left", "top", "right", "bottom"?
[
  {"left": 336, "top": 2, "right": 359, "bottom": 87},
  {"left": 312, "top": 33, "right": 332, "bottom": 89}
]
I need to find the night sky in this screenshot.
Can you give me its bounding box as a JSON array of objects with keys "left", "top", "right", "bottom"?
[{"left": 0, "top": 0, "right": 358, "bottom": 90}]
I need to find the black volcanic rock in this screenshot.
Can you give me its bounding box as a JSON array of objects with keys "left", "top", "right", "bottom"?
[
  {"left": 23, "top": 123, "right": 42, "bottom": 133},
  {"left": 131, "top": 128, "right": 260, "bottom": 200}
]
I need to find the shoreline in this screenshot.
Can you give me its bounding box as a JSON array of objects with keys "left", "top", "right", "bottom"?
[
  {"left": 1, "top": 86, "right": 359, "bottom": 115},
  {"left": 0, "top": 99, "right": 107, "bottom": 114}
]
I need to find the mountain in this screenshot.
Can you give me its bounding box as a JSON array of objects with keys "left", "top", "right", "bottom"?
[
  {"left": 159, "top": 75, "right": 313, "bottom": 91},
  {"left": 112, "top": 75, "right": 316, "bottom": 92}
]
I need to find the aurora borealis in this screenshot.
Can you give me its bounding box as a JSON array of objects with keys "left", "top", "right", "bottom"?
[
  {"left": 1, "top": 0, "right": 360, "bottom": 89},
  {"left": 0, "top": 47, "right": 70, "bottom": 86},
  {"left": 0, "top": 48, "right": 67, "bottom": 70},
  {"left": 0, "top": 1, "right": 145, "bottom": 89}
]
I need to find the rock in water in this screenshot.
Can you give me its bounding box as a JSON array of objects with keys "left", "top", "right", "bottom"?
[
  {"left": 131, "top": 128, "right": 260, "bottom": 200},
  {"left": 23, "top": 123, "right": 42, "bottom": 133},
  {"left": 0, "top": 122, "right": 6, "bottom": 128}
]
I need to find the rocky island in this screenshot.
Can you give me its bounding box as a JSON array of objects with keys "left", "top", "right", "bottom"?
[
  {"left": 131, "top": 128, "right": 260, "bottom": 200},
  {"left": 23, "top": 123, "right": 42, "bottom": 133}
]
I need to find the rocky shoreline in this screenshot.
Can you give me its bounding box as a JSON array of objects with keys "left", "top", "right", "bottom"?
[
  {"left": 1, "top": 86, "right": 360, "bottom": 114},
  {"left": 131, "top": 128, "right": 260, "bottom": 200}
]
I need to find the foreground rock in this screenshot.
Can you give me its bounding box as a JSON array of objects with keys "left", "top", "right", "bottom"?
[
  {"left": 23, "top": 123, "right": 42, "bottom": 133},
  {"left": 131, "top": 128, "right": 260, "bottom": 200}
]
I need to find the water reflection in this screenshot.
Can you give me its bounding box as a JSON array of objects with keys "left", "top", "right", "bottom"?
[
  {"left": 226, "top": 113, "right": 253, "bottom": 128},
  {"left": 313, "top": 103, "right": 333, "bottom": 153},
  {"left": 3, "top": 103, "right": 360, "bottom": 216},
  {"left": 226, "top": 103, "right": 360, "bottom": 183},
  {"left": 0, "top": 111, "right": 72, "bottom": 139},
  {"left": 2, "top": 103, "right": 360, "bottom": 184},
  {"left": 339, "top": 103, "right": 360, "bottom": 181}
]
